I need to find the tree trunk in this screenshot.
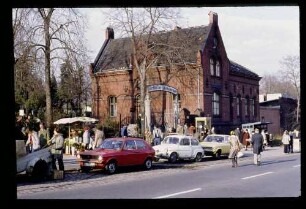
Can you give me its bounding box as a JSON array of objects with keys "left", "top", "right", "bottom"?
[{"left": 43, "top": 13, "right": 52, "bottom": 128}]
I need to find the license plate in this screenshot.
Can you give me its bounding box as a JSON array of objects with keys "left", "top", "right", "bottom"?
[{"left": 84, "top": 162, "right": 95, "bottom": 167}]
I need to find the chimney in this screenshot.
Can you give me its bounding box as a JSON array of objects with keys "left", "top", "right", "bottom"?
[
  {"left": 105, "top": 27, "right": 114, "bottom": 39},
  {"left": 208, "top": 11, "right": 218, "bottom": 25}
]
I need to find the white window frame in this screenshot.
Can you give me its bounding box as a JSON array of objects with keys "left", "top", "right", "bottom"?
[
  {"left": 213, "top": 92, "right": 220, "bottom": 116},
  {"left": 210, "top": 58, "right": 215, "bottom": 76},
  {"left": 216, "top": 60, "right": 220, "bottom": 77},
  {"left": 109, "top": 96, "right": 117, "bottom": 117}
]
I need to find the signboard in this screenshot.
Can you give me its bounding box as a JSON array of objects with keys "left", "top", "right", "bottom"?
[{"left": 148, "top": 85, "right": 177, "bottom": 95}]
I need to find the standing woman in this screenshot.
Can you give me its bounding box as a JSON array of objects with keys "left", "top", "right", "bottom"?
[
  {"left": 228, "top": 131, "right": 241, "bottom": 167},
  {"left": 282, "top": 130, "right": 290, "bottom": 154},
  {"left": 49, "top": 127, "right": 65, "bottom": 172}
]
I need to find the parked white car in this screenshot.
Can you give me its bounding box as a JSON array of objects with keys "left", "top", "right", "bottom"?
[{"left": 153, "top": 135, "right": 204, "bottom": 163}]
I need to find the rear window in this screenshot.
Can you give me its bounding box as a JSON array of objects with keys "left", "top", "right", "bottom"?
[{"left": 135, "top": 140, "right": 146, "bottom": 150}]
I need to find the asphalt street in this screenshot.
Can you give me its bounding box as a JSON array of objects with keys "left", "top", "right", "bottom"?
[{"left": 17, "top": 147, "right": 300, "bottom": 199}]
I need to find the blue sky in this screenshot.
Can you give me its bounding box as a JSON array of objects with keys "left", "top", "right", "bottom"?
[{"left": 82, "top": 6, "right": 299, "bottom": 77}]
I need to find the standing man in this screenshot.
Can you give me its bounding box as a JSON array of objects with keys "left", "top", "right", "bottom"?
[
  {"left": 251, "top": 128, "right": 264, "bottom": 166},
  {"left": 49, "top": 127, "right": 65, "bottom": 172}
]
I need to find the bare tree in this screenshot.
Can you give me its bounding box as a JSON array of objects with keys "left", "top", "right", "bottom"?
[
  {"left": 13, "top": 8, "right": 89, "bottom": 127},
  {"left": 279, "top": 55, "right": 300, "bottom": 125},
  {"left": 103, "top": 8, "right": 203, "bottom": 135}
]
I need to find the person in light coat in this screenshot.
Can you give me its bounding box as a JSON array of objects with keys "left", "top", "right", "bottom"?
[
  {"left": 25, "top": 128, "right": 40, "bottom": 153},
  {"left": 49, "top": 127, "right": 65, "bottom": 171},
  {"left": 251, "top": 128, "right": 264, "bottom": 166},
  {"left": 228, "top": 131, "right": 241, "bottom": 168},
  {"left": 93, "top": 124, "right": 105, "bottom": 149},
  {"left": 282, "top": 130, "right": 290, "bottom": 154}
]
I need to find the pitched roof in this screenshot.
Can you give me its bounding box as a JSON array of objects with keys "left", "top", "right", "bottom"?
[
  {"left": 229, "top": 60, "right": 260, "bottom": 80},
  {"left": 93, "top": 26, "right": 210, "bottom": 73},
  {"left": 93, "top": 26, "right": 260, "bottom": 80}
]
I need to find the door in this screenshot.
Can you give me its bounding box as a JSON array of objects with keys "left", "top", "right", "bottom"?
[{"left": 178, "top": 137, "right": 192, "bottom": 158}]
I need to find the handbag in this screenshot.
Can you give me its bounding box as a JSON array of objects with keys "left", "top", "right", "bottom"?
[{"left": 237, "top": 151, "right": 244, "bottom": 158}]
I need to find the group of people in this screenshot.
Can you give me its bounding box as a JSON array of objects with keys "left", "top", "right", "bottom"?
[
  {"left": 229, "top": 128, "right": 267, "bottom": 168},
  {"left": 281, "top": 129, "right": 300, "bottom": 154}
]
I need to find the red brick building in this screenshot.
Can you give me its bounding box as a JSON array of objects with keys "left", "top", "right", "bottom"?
[{"left": 89, "top": 11, "right": 261, "bottom": 134}]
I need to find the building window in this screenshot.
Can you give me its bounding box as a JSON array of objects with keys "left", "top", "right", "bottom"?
[
  {"left": 216, "top": 60, "right": 220, "bottom": 77},
  {"left": 250, "top": 98, "right": 254, "bottom": 116},
  {"left": 212, "top": 92, "right": 220, "bottom": 116},
  {"left": 109, "top": 96, "right": 117, "bottom": 117},
  {"left": 244, "top": 97, "right": 249, "bottom": 116},
  {"left": 210, "top": 58, "right": 214, "bottom": 76},
  {"left": 236, "top": 97, "right": 240, "bottom": 116}
]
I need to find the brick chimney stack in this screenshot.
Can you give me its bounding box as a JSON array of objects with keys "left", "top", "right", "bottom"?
[
  {"left": 105, "top": 27, "right": 114, "bottom": 39},
  {"left": 208, "top": 11, "right": 218, "bottom": 25}
]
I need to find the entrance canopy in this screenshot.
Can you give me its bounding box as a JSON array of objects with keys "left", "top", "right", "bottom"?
[{"left": 148, "top": 85, "right": 177, "bottom": 95}]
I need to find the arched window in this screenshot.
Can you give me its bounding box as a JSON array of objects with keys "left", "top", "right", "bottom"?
[
  {"left": 212, "top": 92, "right": 220, "bottom": 116},
  {"left": 210, "top": 58, "right": 214, "bottom": 76},
  {"left": 109, "top": 96, "right": 117, "bottom": 117},
  {"left": 216, "top": 60, "right": 220, "bottom": 77}
]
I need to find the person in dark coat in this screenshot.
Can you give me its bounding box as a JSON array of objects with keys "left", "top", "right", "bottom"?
[{"left": 251, "top": 128, "right": 264, "bottom": 166}]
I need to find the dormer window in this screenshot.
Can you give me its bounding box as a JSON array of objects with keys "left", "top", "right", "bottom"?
[{"left": 210, "top": 57, "right": 221, "bottom": 77}]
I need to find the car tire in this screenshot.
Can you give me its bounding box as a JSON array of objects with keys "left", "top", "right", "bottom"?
[
  {"left": 215, "top": 150, "right": 221, "bottom": 159},
  {"left": 106, "top": 161, "right": 117, "bottom": 174},
  {"left": 80, "top": 166, "right": 91, "bottom": 173},
  {"left": 31, "top": 160, "right": 48, "bottom": 181},
  {"left": 194, "top": 153, "right": 202, "bottom": 162},
  {"left": 144, "top": 158, "right": 153, "bottom": 170},
  {"left": 168, "top": 152, "right": 178, "bottom": 163}
]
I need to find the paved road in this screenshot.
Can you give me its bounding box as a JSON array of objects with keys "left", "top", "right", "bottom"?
[
  {"left": 17, "top": 147, "right": 300, "bottom": 199},
  {"left": 16, "top": 146, "right": 300, "bottom": 199}
]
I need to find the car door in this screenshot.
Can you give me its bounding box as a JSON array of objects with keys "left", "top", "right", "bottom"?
[
  {"left": 178, "top": 137, "right": 192, "bottom": 158},
  {"left": 122, "top": 140, "right": 138, "bottom": 165},
  {"left": 134, "top": 140, "right": 149, "bottom": 165},
  {"left": 222, "top": 135, "right": 231, "bottom": 154},
  {"left": 191, "top": 138, "right": 201, "bottom": 157}
]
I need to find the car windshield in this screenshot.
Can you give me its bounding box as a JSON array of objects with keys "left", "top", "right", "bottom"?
[
  {"left": 163, "top": 137, "right": 179, "bottom": 144},
  {"left": 100, "top": 139, "right": 123, "bottom": 150},
  {"left": 204, "top": 136, "right": 224, "bottom": 143}
]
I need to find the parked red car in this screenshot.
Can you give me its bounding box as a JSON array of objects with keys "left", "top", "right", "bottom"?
[{"left": 76, "top": 137, "right": 155, "bottom": 174}]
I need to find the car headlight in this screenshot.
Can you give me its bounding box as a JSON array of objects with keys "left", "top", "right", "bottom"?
[
  {"left": 77, "top": 154, "right": 81, "bottom": 159},
  {"left": 98, "top": 156, "right": 103, "bottom": 161}
]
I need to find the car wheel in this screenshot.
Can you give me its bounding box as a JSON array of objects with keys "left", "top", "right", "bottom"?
[
  {"left": 31, "top": 160, "right": 48, "bottom": 181},
  {"left": 106, "top": 161, "right": 117, "bottom": 174},
  {"left": 80, "top": 166, "right": 91, "bottom": 173},
  {"left": 169, "top": 152, "right": 178, "bottom": 163},
  {"left": 144, "top": 158, "right": 153, "bottom": 169},
  {"left": 194, "top": 153, "right": 202, "bottom": 162},
  {"left": 215, "top": 150, "right": 221, "bottom": 159}
]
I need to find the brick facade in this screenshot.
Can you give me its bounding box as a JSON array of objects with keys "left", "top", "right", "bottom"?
[{"left": 90, "top": 11, "right": 261, "bottom": 134}]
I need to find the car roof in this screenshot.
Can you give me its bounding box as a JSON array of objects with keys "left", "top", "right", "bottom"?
[
  {"left": 105, "top": 137, "right": 145, "bottom": 141},
  {"left": 164, "top": 134, "right": 195, "bottom": 138},
  {"left": 206, "top": 134, "right": 230, "bottom": 137}
]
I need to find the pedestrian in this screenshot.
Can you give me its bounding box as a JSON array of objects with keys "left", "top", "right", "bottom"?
[
  {"left": 38, "top": 122, "right": 49, "bottom": 149},
  {"left": 93, "top": 124, "right": 105, "bottom": 149},
  {"left": 289, "top": 131, "right": 294, "bottom": 153},
  {"left": 49, "top": 127, "right": 65, "bottom": 173},
  {"left": 282, "top": 130, "right": 290, "bottom": 154},
  {"left": 242, "top": 128, "right": 251, "bottom": 151},
  {"left": 25, "top": 128, "right": 40, "bottom": 153},
  {"left": 228, "top": 131, "right": 241, "bottom": 167},
  {"left": 121, "top": 124, "right": 128, "bottom": 137},
  {"left": 82, "top": 125, "right": 91, "bottom": 150},
  {"left": 250, "top": 128, "right": 264, "bottom": 166}
]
